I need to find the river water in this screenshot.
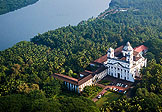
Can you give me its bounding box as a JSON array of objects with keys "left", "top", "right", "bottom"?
[{"left": 0, "top": 0, "right": 111, "bottom": 51}]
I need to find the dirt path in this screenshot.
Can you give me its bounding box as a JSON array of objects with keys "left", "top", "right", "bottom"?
[{"left": 92, "top": 86, "right": 108, "bottom": 102}]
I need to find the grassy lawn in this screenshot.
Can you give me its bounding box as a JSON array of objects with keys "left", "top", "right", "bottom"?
[
  {"left": 98, "top": 79, "right": 111, "bottom": 86},
  {"left": 96, "top": 91, "right": 122, "bottom": 107},
  {"left": 88, "top": 88, "right": 102, "bottom": 99},
  {"left": 82, "top": 86, "right": 103, "bottom": 99}
]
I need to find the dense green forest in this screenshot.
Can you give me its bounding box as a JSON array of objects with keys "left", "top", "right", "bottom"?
[
  {"left": 1, "top": 0, "right": 162, "bottom": 111},
  {"left": 0, "top": 0, "right": 38, "bottom": 15}
]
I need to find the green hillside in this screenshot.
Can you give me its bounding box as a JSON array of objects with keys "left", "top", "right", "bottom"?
[{"left": 0, "top": 0, "right": 38, "bottom": 15}]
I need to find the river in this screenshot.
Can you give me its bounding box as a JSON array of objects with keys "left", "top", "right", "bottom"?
[{"left": 0, "top": 0, "right": 111, "bottom": 51}]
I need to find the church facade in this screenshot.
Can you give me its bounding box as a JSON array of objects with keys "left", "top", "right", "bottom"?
[
  {"left": 105, "top": 42, "right": 147, "bottom": 82},
  {"left": 52, "top": 42, "right": 148, "bottom": 93}
]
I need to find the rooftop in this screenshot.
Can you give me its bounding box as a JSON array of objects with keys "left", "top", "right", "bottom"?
[
  {"left": 52, "top": 66, "right": 107, "bottom": 86},
  {"left": 114, "top": 46, "right": 124, "bottom": 56},
  {"left": 80, "top": 70, "right": 93, "bottom": 76},
  {"left": 52, "top": 73, "right": 78, "bottom": 85},
  {"left": 94, "top": 54, "right": 107, "bottom": 64},
  {"left": 134, "top": 45, "right": 148, "bottom": 53}
]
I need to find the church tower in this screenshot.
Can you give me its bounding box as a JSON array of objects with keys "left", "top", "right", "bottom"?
[
  {"left": 107, "top": 47, "right": 114, "bottom": 58},
  {"left": 122, "top": 42, "right": 133, "bottom": 67}
]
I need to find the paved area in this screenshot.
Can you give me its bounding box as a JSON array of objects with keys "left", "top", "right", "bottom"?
[
  {"left": 103, "top": 76, "right": 133, "bottom": 86},
  {"left": 92, "top": 85, "right": 128, "bottom": 102},
  {"left": 92, "top": 76, "right": 134, "bottom": 102},
  {"left": 92, "top": 86, "right": 107, "bottom": 102}
]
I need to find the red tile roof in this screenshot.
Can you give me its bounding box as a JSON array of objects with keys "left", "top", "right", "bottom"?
[
  {"left": 134, "top": 45, "right": 148, "bottom": 53},
  {"left": 52, "top": 73, "right": 94, "bottom": 86},
  {"left": 52, "top": 66, "right": 107, "bottom": 86},
  {"left": 94, "top": 46, "right": 124, "bottom": 64},
  {"left": 114, "top": 46, "right": 124, "bottom": 56},
  {"left": 94, "top": 54, "right": 107, "bottom": 64},
  {"left": 94, "top": 66, "right": 107, "bottom": 74},
  {"left": 78, "top": 74, "right": 93, "bottom": 85},
  {"left": 94, "top": 45, "right": 147, "bottom": 64},
  {"left": 52, "top": 73, "right": 78, "bottom": 85}
]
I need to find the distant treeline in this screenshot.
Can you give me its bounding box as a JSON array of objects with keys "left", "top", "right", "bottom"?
[{"left": 0, "top": 0, "right": 38, "bottom": 15}]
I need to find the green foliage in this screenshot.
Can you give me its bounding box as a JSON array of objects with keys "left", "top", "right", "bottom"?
[
  {"left": 31, "top": 20, "right": 118, "bottom": 72},
  {"left": 136, "top": 88, "right": 162, "bottom": 111},
  {"left": 28, "top": 90, "right": 46, "bottom": 99},
  {"left": 0, "top": 41, "right": 64, "bottom": 96},
  {"left": 17, "top": 83, "right": 39, "bottom": 94},
  {"left": 0, "top": 94, "right": 32, "bottom": 112},
  {"left": 31, "top": 18, "right": 155, "bottom": 73},
  {"left": 141, "top": 62, "right": 162, "bottom": 94},
  {"left": 101, "top": 97, "right": 143, "bottom": 112},
  {"left": 145, "top": 52, "right": 155, "bottom": 61},
  {"left": 98, "top": 80, "right": 111, "bottom": 86},
  {"left": 42, "top": 79, "right": 61, "bottom": 98},
  {"left": 0, "top": 94, "right": 99, "bottom": 112},
  {"left": 58, "top": 96, "right": 99, "bottom": 112},
  {"left": 82, "top": 86, "right": 102, "bottom": 98},
  {"left": 31, "top": 98, "right": 61, "bottom": 112},
  {"left": 144, "top": 39, "right": 162, "bottom": 63},
  {"left": 96, "top": 91, "right": 122, "bottom": 108},
  {"left": 0, "top": 0, "right": 38, "bottom": 15}
]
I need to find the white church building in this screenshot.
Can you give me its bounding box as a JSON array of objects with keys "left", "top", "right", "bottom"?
[
  {"left": 105, "top": 42, "right": 147, "bottom": 82},
  {"left": 53, "top": 42, "right": 148, "bottom": 93}
]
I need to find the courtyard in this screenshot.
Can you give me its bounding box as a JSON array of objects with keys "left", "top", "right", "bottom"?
[{"left": 92, "top": 75, "right": 134, "bottom": 105}]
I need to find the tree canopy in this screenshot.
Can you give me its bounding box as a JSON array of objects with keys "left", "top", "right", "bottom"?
[{"left": 0, "top": 0, "right": 38, "bottom": 15}]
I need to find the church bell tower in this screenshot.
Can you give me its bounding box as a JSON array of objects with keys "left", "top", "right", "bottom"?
[{"left": 107, "top": 47, "right": 114, "bottom": 59}]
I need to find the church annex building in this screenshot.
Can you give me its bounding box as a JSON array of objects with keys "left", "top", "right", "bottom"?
[{"left": 52, "top": 42, "right": 148, "bottom": 93}]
